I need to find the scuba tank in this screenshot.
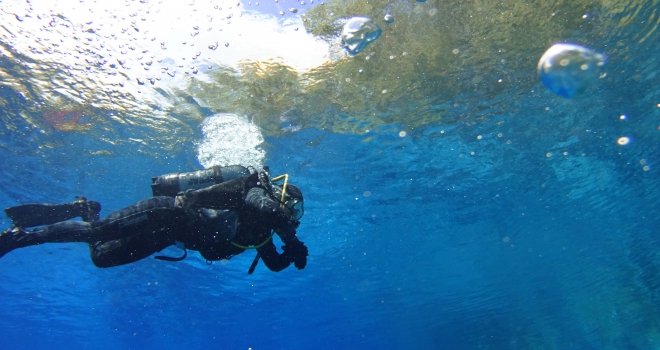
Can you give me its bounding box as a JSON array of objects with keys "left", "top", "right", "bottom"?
[{"left": 151, "top": 165, "right": 250, "bottom": 197}]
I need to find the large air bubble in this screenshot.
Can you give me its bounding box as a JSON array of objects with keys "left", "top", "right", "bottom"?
[
  {"left": 341, "top": 17, "right": 382, "bottom": 56},
  {"left": 196, "top": 114, "right": 265, "bottom": 169},
  {"left": 537, "top": 43, "right": 605, "bottom": 98}
]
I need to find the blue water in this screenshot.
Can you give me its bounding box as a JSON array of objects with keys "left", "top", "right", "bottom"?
[
  {"left": 1, "top": 1, "right": 660, "bottom": 349},
  {"left": 2, "top": 109, "right": 660, "bottom": 349}
]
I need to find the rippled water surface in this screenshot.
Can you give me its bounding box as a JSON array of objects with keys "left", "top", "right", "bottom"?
[{"left": 1, "top": 0, "right": 660, "bottom": 349}]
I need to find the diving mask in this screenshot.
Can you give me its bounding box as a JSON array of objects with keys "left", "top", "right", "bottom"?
[
  {"left": 272, "top": 182, "right": 305, "bottom": 221},
  {"left": 284, "top": 197, "right": 304, "bottom": 221}
]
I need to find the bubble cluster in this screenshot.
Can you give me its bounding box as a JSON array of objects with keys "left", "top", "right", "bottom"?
[
  {"left": 537, "top": 43, "right": 605, "bottom": 98},
  {"left": 197, "top": 114, "right": 265, "bottom": 169}
]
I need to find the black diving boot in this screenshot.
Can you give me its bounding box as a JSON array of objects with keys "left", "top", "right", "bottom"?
[
  {"left": 77, "top": 198, "right": 101, "bottom": 222},
  {"left": 5, "top": 197, "right": 102, "bottom": 228}
]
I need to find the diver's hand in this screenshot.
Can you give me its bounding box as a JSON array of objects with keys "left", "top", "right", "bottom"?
[
  {"left": 275, "top": 220, "right": 300, "bottom": 242},
  {"left": 282, "top": 241, "right": 308, "bottom": 270}
]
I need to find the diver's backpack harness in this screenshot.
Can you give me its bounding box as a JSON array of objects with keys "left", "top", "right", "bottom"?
[
  {"left": 151, "top": 166, "right": 293, "bottom": 274},
  {"left": 151, "top": 165, "right": 251, "bottom": 264}
]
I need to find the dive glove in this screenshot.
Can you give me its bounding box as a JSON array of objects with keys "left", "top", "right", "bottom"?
[{"left": 282, "top": 241, "right": 308, "bottom": 270}]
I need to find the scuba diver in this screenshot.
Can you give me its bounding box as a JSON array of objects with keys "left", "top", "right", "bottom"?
[{"left": 0, "top": 166, "right": 308, "bottom": 273}]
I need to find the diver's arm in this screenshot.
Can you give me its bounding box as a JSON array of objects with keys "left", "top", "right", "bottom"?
[
  {"left": 269, "top": 224, "right": 309, "bottom": 271},
  {"left": 245, "top": 184, "right": 308, "bottom": 270},
  {"left": 176, "top": 176, "right": 249, "bottom": 210},
  {"left": 244, "top": 187, "right": 292, "bottom": 228},
  {"left": 257, "top": 240, "right": 291, "bottom": 272},
  {"left": 273, "top": 221, "right": 301, "bottom": 245}
]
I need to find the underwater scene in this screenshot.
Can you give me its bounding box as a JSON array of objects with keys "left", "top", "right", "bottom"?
[{"left": 1, "top": 0, "right": 659, "bottom": 348}]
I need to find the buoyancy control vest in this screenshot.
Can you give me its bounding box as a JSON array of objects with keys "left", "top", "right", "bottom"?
[
  {"left": 150, "top": 165, "right": 278, "bottom": 273},
  {"left": 151, "top": 165, "right": 288, "bottom": 274},
  {"left": 151, "top": 165, "right": 249, "bottom": 263}
]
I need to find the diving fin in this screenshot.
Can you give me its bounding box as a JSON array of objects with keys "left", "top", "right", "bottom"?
[{"left": 5, "top": 197, "right": 101, "bottom": 228}]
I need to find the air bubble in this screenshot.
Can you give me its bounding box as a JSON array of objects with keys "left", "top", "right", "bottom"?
[
  {"left": 537, "top": 43, "right": 605, "bottom": 98},
  {"left": 341, "top": 17, "right": 382, "bottom": 56},
  {"left": 617, "top": 137, "right": 630, "bottom": 145}
]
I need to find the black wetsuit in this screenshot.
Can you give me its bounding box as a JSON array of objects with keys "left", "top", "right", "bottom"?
[{"left": 7, "top": 172, "right": 305, "bottom": 271}]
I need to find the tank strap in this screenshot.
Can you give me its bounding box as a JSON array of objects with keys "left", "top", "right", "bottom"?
[
  {"left": 154, "top": 241, "right": 188, "bottom": 262},
  {"left": 247, "top": 252, "right": 261, "bottom": 274}
]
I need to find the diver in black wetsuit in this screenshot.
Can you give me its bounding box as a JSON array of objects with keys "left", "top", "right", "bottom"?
[{"left": 0, "top": 167, "right": 308, "bottom": 273}]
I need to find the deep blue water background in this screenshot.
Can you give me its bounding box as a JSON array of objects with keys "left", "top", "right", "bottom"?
[
  {"left": 2, "top": 93, "right": 660, "bottom": 349},
  {"left": 1, "top": 2, "right": 660, "bottom": 348}
]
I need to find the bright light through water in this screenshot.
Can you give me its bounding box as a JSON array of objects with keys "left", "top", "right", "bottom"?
[
  {"left": 1, "top": 0, "right": 329, "bottom": 166},
  {"left": 2, "top": 0, "right": 329, "bottom": 96}
]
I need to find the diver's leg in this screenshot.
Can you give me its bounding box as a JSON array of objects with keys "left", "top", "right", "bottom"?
[
  {"left": 0, "top": 220, "right": 93, "bottom": 258},
  {"left": 4, "top": 197, "right": 101, "bottom": 227},
  {"left": 89, "top": 236, "right": 172, "bottom": 268},
  {"left": 88, "top": 197, "right": 191, "bottom": 267},
  {"left": 91, "top": 196, "right": 188, "bottom": 241},
  {"left": 0, "top": 197, "right": 188, "bottom": 260}
]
